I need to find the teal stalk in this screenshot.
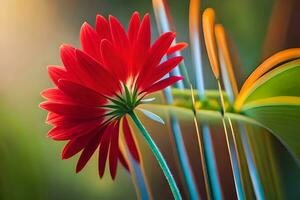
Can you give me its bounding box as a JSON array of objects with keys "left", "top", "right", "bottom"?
[
  {"left": 218, "top": 49, "right": 265, "bottom": 200},
  {"left": 202, "top": 125, "right": 223, "bottom": 200},
  {"left": 218, "top": 73, "right": 245, "bottom": 200},
  {"left": 230, "top": 141, "right": 245, "bottom": 200},
  {"left": 189, "top": 20, "right": 205, "bottom": 100},
  {"left": 164, "top": 87, "right": 200, "bottom": 200},
  {"left": 219, "top": 57, "right": 235, "bottom": 103},
  {"left": 189, "top": 1, "right": 223, "bottom": 198},
  {"left": 129, "top": 111, "right": 182, "bottom": 200},
  {"left": 152, "top": 1, "right": 200, "bottom": 199},
  {"left": 129, "top": 154, "right": 151, "bottom": 200},
  {"left": 218, "top": 41, "right": 265, "bottom": 200}
]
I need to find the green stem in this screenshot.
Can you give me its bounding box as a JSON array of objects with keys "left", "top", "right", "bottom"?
[{"left": 128, "top": 111, "right": 182, "bottom": 200}]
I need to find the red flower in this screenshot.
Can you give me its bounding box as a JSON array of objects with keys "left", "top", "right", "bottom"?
[{"left": 40, "top": 12, "right": 184, "bottom": 179}]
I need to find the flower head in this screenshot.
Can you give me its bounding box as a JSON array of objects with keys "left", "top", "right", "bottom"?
[{"left": 40, "top": 12, "right": 184, "bottom": 179}]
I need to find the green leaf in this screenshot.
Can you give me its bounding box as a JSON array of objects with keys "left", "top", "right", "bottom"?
[
  {"left": 241, "top": 123, "right": 283, "bottom": 199},
  {"left": 242, "top": 59, "right": 300, "bottom": 105},
  {"left": 241, "top": 97, "right": 300, "bottom": 165}
]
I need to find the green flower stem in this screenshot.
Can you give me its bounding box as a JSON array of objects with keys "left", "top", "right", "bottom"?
[{"left": 128, "top": 111, "right": 182, "bottom": 200}]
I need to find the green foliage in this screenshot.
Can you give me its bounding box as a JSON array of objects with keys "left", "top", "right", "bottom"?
[
  {"left": 243, "top": 103, "right": 300, "bottom": 165},
  {"left": 243, "top": 59, "right": 300, "bottom": 104}
]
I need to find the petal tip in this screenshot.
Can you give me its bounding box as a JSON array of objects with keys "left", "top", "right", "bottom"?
[
  {"left": 75, "top": 165, "right": 82, "bottom": 173},
  {"left": 108, "top": 15, "right": 115, "bottom": 22},
  {"left": 39, "top": 101, "right": 48, "bottom": 109},
  {"left": 59, "top": 44, "right": 73, "bottom": 51},
  {"left": 178, "top": 76, "right": 184, "bottom": 80},
  {"left": 132, "top": 11, "right": 140, "bottom": 16}
]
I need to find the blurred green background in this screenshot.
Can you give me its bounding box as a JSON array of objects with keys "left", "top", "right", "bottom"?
[{"left": 1, "top": 0, "right": 299, "bottom": 199}]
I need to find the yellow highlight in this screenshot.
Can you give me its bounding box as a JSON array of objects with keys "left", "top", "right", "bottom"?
[
  {"left": 241, "top": 96, "right": 300, "bottom": 111},
  {"left": 203, "top": 8, "right": 220, "bottom": 79}
]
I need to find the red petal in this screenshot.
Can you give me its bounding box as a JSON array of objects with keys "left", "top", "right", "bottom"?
[
  {"left": 144, "top": 76, "right": 184, "bottom": 94},
  {"left": 47, "top": 66, "right": 68, "bottom": 86},
  {"left": 137, "top": 32, "right": 175, "bottom": 85},
  {"left": 46, "top": 112, "right": 102, "bottom": 128},
  {"left": 40, "top": 102, "right": 104, "bottom": 118},
  {"left": 60, "top": 45, "right": 83, "bottom": 83},
  {"left": 41, "top": 88, "right": 73, "bottom": 104},
  {"left": 141, "top": 56, "right": 183, "bottom": 89},
  {"left": 147, "top": 32, "right": 176, "bottom": 65},
  {"left": 136, "top": 14, "right": 151, "bottom": 52},
  {"left": 41, "top": 88, "right": 92, "bottom": 106},
  {"left": 96, "top": 15, "right": 112, "bottom": 41},
  {"left": 109, "top": 121, "right": 120, "bottom": 179},
  {"left": 75, "top": 49, "right": 120, "bottom": 95},
  {"left": 98, "top": 124, "right": 113, "bottom": 178},
  {"left": 80, "top": 22, "right": 101, "bottom": 61},
  {"left": 76, "top": 130, "right": 103, "bottom": 173},
  {"left": 46, "top": 112, "right": 58, "bottom": 124},
  {"left": 109, "top": 15, "right": 129, "bottom": 53},
  {"left": 128, "top": 12, "right": 141, "bottom": 43},
  {"left": 46, "top": 112, "right": 93, "bottom": 126},
  {"left": 42, "top": 85, "right": 105, "bottom": 108},
  {"left": 46, "top": 112, "right": 67, "bottom": 126},
  {"left": 62, "top": 133, "right": 95, "bottom": 159},
  {"left": 57, "top": 79, "right": 106, "bottom": 106},
  {"left": 146, "top": 32, "right": 176, "bottom": 67},
  {"left": 131, "top": 14, "right": 151, "bottom": 76},
  {"left": 48, "top": 120, "right": 101, "bottom": 141},
  {"left": 123, "top": 117, "right": 140, "bottom": 162},
  {"left": 118, "top": 148, "right": 130, "bottom": 172},
  {"left": 166, "top": 42, "right": 188, "bottom": 55},
  {"left": 100, "top": 39, "right": 127, "bottom": 82}
]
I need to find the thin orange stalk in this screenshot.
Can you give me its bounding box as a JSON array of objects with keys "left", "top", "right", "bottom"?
[
  {"left": 215, "top": 24, "right": 239, "bottom": 100},
  {"left": 190, "top": 85, "right": 212, "bottom": 200},
  {"left": 203, "top": 8, "right": 245, "bottom": 199},
  {"left": 202, "top": 8, "right": 220, "bottom": 79}
]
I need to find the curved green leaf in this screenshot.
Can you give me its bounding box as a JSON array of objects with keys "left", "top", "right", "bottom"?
[
  {"left": 241, "top": 98, "right": 300, "bottom": 165},
  {"left": 243, "top": 59, "right": 300, "bottom": 105}
]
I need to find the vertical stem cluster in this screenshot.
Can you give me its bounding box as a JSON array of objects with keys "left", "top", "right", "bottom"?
[
  {"left": 189, "top": 1, "right": 223, "bottom": 199},
  {"left": 152, "top": 1, "right": 200, "bottom": 199}
]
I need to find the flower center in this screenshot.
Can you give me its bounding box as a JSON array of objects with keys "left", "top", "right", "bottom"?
[{"left": 102, "top": 84, "right": 141, "bottom": 119}]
